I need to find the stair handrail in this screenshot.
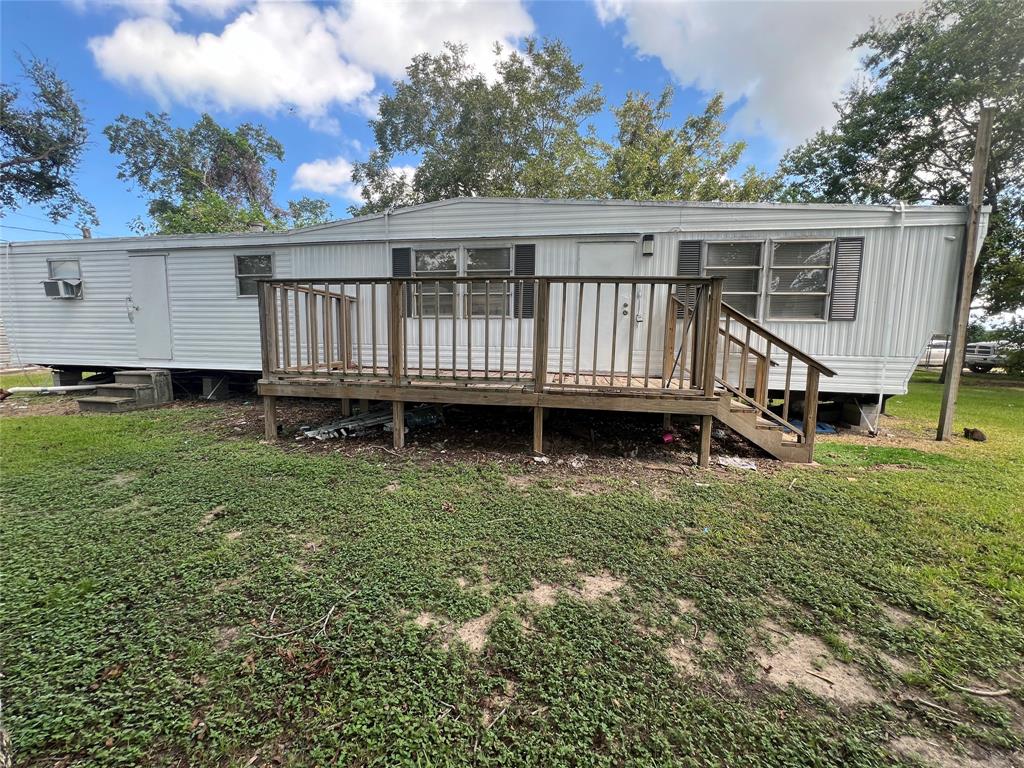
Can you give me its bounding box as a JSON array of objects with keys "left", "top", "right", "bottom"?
[{"left": 720, "top": 304, "right": 837, "bottom": 379}]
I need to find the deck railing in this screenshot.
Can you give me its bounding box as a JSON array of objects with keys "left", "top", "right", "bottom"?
[
  {"left": 257, "top": 276, "right": 723, "bottom": 397},
  {"left": 713, "top": 303, "right": 837, "bottom": 447}
]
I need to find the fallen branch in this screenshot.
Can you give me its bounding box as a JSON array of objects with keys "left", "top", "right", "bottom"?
[
  {"left": 806, "top": 670, "right": 835, "bottom": 686},
  {"left": 943, "top": 680, "right": 1011, "bottom": 697},
  {"left": 642, "top": 463, "right": 689, "bottom": 475}
]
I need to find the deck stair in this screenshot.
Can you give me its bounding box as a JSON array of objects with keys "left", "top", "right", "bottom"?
[{"left": 78, "top": 369, "right": 172, "bottom": 413}]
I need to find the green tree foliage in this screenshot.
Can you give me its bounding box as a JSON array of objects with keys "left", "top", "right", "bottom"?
[
  {"left": 608, "top": 88, "right": 780, "bottom": 201},
  {"left": 350, "top": 40, "right": 775, "bottom": 215},
  {"left": 782, "top": 0, "right": 1024, "bottom": 316},
  {"left": 0, "top": 56, "right": 96, "bottom": 226},
  {"left": 351, "top": 39, "right": 606, "bottom": 214},
  {"left": 105, "top": 112, "right": 331, "bottom": 233}
]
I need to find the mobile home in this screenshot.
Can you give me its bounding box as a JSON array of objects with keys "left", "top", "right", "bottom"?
[{"left": 1, "top": 198, "right": 986, "bottom": 462}]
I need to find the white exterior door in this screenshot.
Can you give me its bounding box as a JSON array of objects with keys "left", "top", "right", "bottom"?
[
  {"left": 577, "top": 241, "right": 638, "bottom": 375},
  {"left": 128, "top": 255, "right": 173, "bottom": 361}
]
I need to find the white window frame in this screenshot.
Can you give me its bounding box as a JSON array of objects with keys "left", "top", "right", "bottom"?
[
  {"left": 44, "top": 258, "right": 84, "bottom": 300},
  {"left": 702, "top": 240, "right": 765, "bottom": 320},
  {"left": 235, "top": 252, "right": 274, "bottom": 298},
  {"left": 764, "top": 239, "right": 835, "bottom": 322},
  {"left": 47, "top": 258, "right": 82, "bottom": 279},
  {"left": 411, "top": 242, "right": 514, "bottom": 317}
]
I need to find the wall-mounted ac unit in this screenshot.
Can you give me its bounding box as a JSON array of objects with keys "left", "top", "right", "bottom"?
[{"left": 42, "top": 278, "right": 83, "bottom": 299}]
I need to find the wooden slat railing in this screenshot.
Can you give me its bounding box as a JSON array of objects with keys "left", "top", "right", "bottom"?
[
  {"left": 714, "top": 303, "right": 837, "bottom": 445},
  {"left": 257, "top": 276, "right": 723, "bottom": 397}
]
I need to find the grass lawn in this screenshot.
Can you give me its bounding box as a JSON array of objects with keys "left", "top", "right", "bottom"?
[{"left": 1, "top": 372, "right": 1022, "bottom": 767}]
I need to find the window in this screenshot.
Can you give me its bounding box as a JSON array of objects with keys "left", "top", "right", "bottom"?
[
  {"left": 767, "top": 241, "right": 833, "bottom": 319},
  {"left": 465, "top": 247, "right": 511, "bottom": 316},
  {"left": 48, "top": 259, "right": 81, "bottom": 279},
  {"left": 705, "top": 242, "right": 761, "bottom": 318},
  {"left": 412, "top": 245, "right": 512, "bottom": 316},
  {"left": 413, "top": 248, "right": 457, "bottom": 315},
  {"left": 235, "top": 253, "right": 273, "bottom": 297}
]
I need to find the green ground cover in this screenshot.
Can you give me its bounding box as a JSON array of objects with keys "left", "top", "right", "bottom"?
[{"left": 1, "top": 372, "right": 1021, "bottom": 766}]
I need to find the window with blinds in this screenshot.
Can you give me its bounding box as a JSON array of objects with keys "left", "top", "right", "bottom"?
[
  {"left": 767, "top": 241, "right": 833, "bottom": 320},
  {"left": 705, "top": 242, "right": 762, "bottom": 318}
]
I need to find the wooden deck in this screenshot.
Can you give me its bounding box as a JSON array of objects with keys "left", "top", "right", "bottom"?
[{"left": 256, "top": 276, "right": 835, "bottom": 463}]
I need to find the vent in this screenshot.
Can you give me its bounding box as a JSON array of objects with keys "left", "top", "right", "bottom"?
[
  {"left": 675, "top": 240, "right": 702, "bottom": 317},
  {"left": 391, "top": 247, "right": 413, "bottom": 310},
  {"left": 513, "top": 243, "right": 536, "bottom": 319},
  {"left": 829, "top": 237, "right": 863, "bottom": 321}
]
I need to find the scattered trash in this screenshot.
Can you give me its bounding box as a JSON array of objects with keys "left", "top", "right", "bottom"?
[
  {"left": 662, "top": 432, "right": 676, "bottom": 444},
  {"left": 302, "top": 404, "right": 444, "bottom": 440},
  {"left": 533, "top": 455, "right": 551, "bottom": 464},
  {"left": 963, "top": 427, "right": 987, "bottom": 442},
  {"left": 717, "top": 456, "right": 758, "bottom": 471},
  {"left": 568, "top": 454, "right": 588, "bottom": 469},
  {"left": 712, "top": 428, "right": 727, "bottom": 439}
]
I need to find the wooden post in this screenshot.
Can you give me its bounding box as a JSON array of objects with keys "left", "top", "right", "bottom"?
[
  {"left": 937, "top": 106, "right": 994, "bottom": 441},
  {"left": 392, "top": 400, "right": 405, "bottom": 449},
  {"left": 341, "top": 399, "right": 352, "bottom": 417},
  {"left": 702, "top": 278, "right": 724, "bottom": 397},
  {"left": 533, "top": 406, "right": 545, "bottom": 455},
  {"left": 802, "top": 368, "right": 820, "bottom": 461},
  {"left": 532, "top": 279, "right": 551, "bottom": 393},
  {"left": 263, "top": 395, "right": 278, "bottom": 441},
  {"left": 698, "top": 415, "right": 712, "bottom": 468},
  {"left": 662, "top": 413, "right": 672, "bottom": 430},
  {"left": 388, "top": 280, "right": 404, "bottom": 386}
]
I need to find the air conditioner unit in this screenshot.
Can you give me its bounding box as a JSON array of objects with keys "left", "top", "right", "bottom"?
[{"left": 42, "top": 278, "right": 83, "bottom": 299}]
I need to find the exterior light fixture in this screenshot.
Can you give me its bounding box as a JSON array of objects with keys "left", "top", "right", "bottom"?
[{"left": 641, "top": 234, "right": 655, "bottom": 256}]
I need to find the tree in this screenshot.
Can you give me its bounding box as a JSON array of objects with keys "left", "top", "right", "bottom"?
[
  {"left": 105, "top": 112, "right": 330, "bottom": 233},
  {"left": 782, "top": 0, "right": 1024, "bottom": 317},
  {"left": 287, "top": 197, "right": 333, "bottom": 229},
  {"left": 608, "top": 88, "right": 780, "bottom": 201},
  {"left": 351, "top": 39, "right": 606, "bottom": 214},
  {"left": 0, "top": 56, "right": 96, "bottom": 226}
]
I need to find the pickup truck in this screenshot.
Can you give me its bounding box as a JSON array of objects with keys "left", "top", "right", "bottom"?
[{"left": 965, "top": 341, "right": 1007, "bottom": 373}]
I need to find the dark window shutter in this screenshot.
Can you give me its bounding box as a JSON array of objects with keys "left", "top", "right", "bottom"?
[
  {"left": 513, "top": 244, "right": 536, "bottom": 319},
  {"left": 675, "top": 240, "right": 702, "bottom": 318},
  {"left": 828, "top": 237, "right": 863, "bottom": 321},
  {"left": 391, "top": 246, "right": 413, "bottom": 311}
]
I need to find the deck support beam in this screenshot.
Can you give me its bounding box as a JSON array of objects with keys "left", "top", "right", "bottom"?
[
  {"left": 698, "top": 415, "right": 712, "bottom": 468},
  {"left": 263, "top": 395, "right": 278, "bottom": 441},
  {"left": 533, "top": 406, "right": 545, "bottom": 455},
  {"left": 341, "top": 398, "right": 351, "bottom": 417},
  {"left": 392, "top": 400, "right": 405, "bottom": 449}
]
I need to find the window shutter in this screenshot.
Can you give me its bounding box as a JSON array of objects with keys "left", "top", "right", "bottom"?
[
  {"left": 391, "top": 247, "right": 413, "bottom": 310},
  {"left": 828, "top": 237, "right": 863, "bottom": 321},
  {"left": 675, "top": 240, "right": 702, "bottom": 318},
  {"left": 513, "top": 243, "right": 536, "bottom": 319}
]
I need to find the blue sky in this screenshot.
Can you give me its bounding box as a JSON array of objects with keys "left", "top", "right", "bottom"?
[{"left": 1, "top": 0, "right": 919, "bottom": 241}]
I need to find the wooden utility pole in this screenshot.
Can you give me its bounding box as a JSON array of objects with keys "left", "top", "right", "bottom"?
[{"left": 937, "top": 106, "right": 994, "bottom": 441}]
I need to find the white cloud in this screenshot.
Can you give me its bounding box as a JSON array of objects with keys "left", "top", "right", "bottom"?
[
  {"left": 327, "top": 0, "right": 534, "bottom": 80},
  {"left": 69, "top": 0, "right": 248, "bottom": 19},
  {"left": 89, "top": 3, "right": 375, "bottom": 120},
  {"left": 88, "top": 0, "right": 533, "bottom": 125},
  {"left": 291, "top": 156, "right": 362, "bottom": 200},
  {"left": 594, "top": 0, "right": 922, "bottom": 144}
]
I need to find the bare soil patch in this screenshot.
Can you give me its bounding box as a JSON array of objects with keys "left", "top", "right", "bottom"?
[
  {"left": 520, "top": 582, "right": 559, "bottom": 608},
  {"left": 756, "top": 620, "right": 880, "bottom": 705},
  {"left": 197, "top": 505, "right": 226, "bottom": 532},
  {"left": 213, "top": 626, "right": 241, "bottom": 650},
  {"left": 889, "top": 735, "right": 1020, "bottom": 768},
  {"left": 453, "top": 610, "right": 498, "bottom": 653},
  {"left": 576, "top": 572, "right": 625, "bottom": 602}
]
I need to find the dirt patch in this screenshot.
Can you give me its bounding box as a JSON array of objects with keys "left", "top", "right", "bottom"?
[
  {"left": 576, "top": 572, "right": 625, "bottom": 602},
  {"left": 665, "top": 598, "right": 718, "bottom": 676},
  {"left": 889, "top": 736, "right": 1018, "bottom": 768},
  {"left": 213, "top": 626, "right": 241, "bottom": 650},
  {"left": 453, "top": 611, "right": 498, "bottom": 653},
  {"left": 755, "top": 620, "right": 880, "bottom": 705},
  {"left": 108, "top": 472, "right": 137, "bottom": 486},
  {"left": 197, "top": 505, "right": 226, "bottom": 532},
  {"left": 507, "top": 475, "right": 538, "bottom": 490},
  {"left": 0, "top": 393, "right": 81, "bottom": 417},
  {"left": 520, "top": 582, "right": 559, "bottom": 608},
  {"left": 412, "top": 612, "right": 445, "bottom": 629},
  {"left": 224, "top": 530, "right": 243, "bottom": 541},
  {"left": 563, "top": 478, "right": 613, "bottom": 497},
  {"left": 384, "top": 480, "right": 401, "bottom": 492},
  {"left": 481, "top": 681, "right": 517, "bottom": 728}
]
